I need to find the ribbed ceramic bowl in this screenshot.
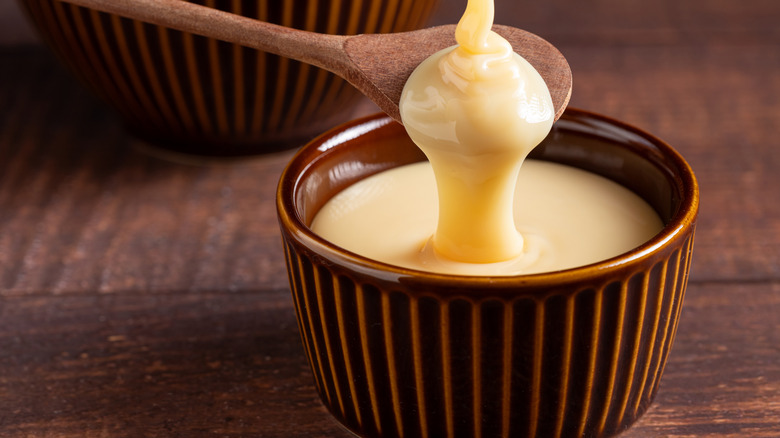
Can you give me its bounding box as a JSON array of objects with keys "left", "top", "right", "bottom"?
[
  {"left": 19, "top": 0, "right": 438, "bottom": 156},
  {"left": 277, "top": 109, "right": 699, "bottom": 438}
]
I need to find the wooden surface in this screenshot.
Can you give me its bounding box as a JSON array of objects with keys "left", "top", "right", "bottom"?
[{"left": 2, "top": 0, "right": 779, "bottom": 436}]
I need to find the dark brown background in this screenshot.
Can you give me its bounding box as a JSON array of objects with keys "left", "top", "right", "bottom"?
[{"left": 2, "top": 0, "right": 779, "bottom": 436}]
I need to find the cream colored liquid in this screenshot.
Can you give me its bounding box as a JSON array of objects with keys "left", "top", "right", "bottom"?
[
  {"left": 399, "top": 0, "right": 554, "bottom": 263},
  {"left": 311, "top": 0, "right": 663, "bottom": 275},
  {"left": 311, "top": 161, "right": 662, "bottom": 275}
]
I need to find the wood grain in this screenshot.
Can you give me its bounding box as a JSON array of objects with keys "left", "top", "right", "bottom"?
[
  {"left": 0, "top": 284, "right": 777, "bottom": 436},
  {"left": 1, "top": 0, "right": 779, "bottom": 435}
]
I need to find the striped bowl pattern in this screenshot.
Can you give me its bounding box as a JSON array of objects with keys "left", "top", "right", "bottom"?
[
  {"left": 277, "top": 110, "right": 699, "bottom": 438},
  {"left": 19, "top": 0, "right": 438, "bottom": 156}
]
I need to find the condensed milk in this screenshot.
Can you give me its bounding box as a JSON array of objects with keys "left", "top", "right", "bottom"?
[{"left": 311, "top": 0, "right": 663, "bottom": 275}]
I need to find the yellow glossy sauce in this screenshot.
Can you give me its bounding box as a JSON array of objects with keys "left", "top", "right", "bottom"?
[
  {"left": 399, "top": 0, "right": 554, "bottom": 263},
  {"left": 311, "top": 0, "right": 663, "bottom": 275},
  {"left": 311, "top": 161, "right": 662, "bottom": 275}
]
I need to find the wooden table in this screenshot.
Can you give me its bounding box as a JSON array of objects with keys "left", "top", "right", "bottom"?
[{"left": 2, "top": 0, "right": 778, "bottom": 436}]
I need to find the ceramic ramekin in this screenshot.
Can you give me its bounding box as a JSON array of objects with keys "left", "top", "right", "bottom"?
[
  {"left": 19, "top": 0, "right": 438, "bottom": 156},
  {"left": 277, "top": 109, "right": 699, "bottom": 438}
]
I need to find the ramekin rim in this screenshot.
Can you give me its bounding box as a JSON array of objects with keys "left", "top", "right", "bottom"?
[{"left": 276, "top": 108, "right": 699, "bottom": 288}]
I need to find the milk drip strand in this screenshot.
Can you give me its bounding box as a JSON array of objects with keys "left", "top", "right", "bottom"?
[{"left": 400, "top": 0, "right": 554, "bottom": 263}]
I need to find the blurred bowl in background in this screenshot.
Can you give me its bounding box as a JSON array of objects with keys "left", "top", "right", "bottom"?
[{"left": 18, "top": 0, "right": 439, "bottom": 157}]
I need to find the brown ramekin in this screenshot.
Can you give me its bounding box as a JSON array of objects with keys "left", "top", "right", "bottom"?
[
  {"left": 18, "top": 0, "right": 438, "bottom": 156},
  {"left": 276, "top": 109, "right": 699, "bottom": 438}
]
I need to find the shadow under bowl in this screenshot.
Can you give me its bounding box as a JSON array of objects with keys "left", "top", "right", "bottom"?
[{"left": 277, "top": 109, "right": 699, "bottom": 438}]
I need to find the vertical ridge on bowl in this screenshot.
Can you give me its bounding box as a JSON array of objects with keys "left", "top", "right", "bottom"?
[
  {"left": 282, "top": 229, "right": 695, "bottom": 438},
  {"left": 19, "top": 0, "right": 439, "bottom": 155}
]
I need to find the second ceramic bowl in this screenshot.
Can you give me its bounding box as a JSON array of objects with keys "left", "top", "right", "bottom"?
[
  {"left": 277, "top": 109, "right": 699, "bottom": 438},
  {"left": 19, "top": 0, "right": 439, "bottom": 156}
]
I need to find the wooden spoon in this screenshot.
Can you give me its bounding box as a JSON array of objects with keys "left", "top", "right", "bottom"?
[{"left": 58, "top": 0, "right": 572, "bottom": 123}]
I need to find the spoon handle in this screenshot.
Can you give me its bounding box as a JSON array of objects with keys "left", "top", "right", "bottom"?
[{"left": 57, "top": 0, "right": 352, "bottom": 74}]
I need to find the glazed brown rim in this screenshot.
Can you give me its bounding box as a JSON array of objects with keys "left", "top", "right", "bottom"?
[{"left": 277, "top": 108, "right": 699, "bottom": 289}]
